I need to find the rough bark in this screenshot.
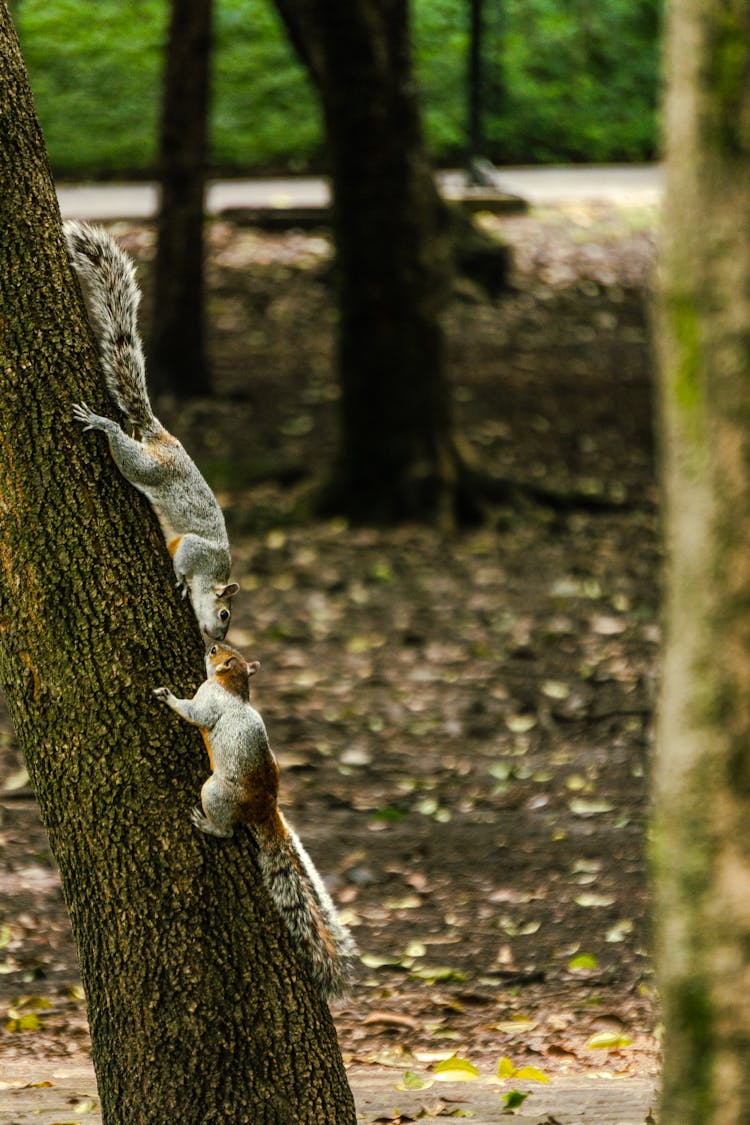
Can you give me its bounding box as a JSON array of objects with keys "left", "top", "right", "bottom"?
[
  {"left": 0, "top": 6, "right": 355, "bottom": 1122},
  {"left": 149, "top": 0, "right": 212, "bottom": 397},
  {"left": 655, "top": 1, "right": 750, "bottom": 1121},
  {"left": 273, "top": 0, "right": 473, "bottom": 526}
]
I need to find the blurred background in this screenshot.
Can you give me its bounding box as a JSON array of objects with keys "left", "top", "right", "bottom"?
[{"left": 15, "top": 0, "right": 661, "bottom": 179}]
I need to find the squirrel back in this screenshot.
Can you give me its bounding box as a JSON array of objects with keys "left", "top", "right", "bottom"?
[
  {"left": 66, "top": 221, "right": 239, "bottom": 639},
  {"left": 64, "top": 220, "right": 158, "bottom": 436}
]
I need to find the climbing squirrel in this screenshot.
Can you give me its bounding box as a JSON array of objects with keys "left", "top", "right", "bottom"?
[
  {"left": 153, "top": 642, "right": 357, "bottom": 1001},
  {"left": 64, "top": 220, "right": 239, "bottom": 640}
]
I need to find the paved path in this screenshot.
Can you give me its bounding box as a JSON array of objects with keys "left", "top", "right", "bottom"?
[
  {"left": 56, "top": 164, "right": 662, "bottom": 221},
  {"left": 0, "top": 1058, "right": 656, "bottom": 1124}
]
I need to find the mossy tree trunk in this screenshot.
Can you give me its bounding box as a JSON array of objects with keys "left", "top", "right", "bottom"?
[
  {"left": 273, "top": 0, "right": 474, "bottom": 526},
  {"left": 0, "top": 6, "right": 355, "bottom": 1123},
  {"left": 149, "top": 0, "right": 212, "bottom": 397},
  {"left": 655, "top": 2, "right": 750, "bottom": 1121}
]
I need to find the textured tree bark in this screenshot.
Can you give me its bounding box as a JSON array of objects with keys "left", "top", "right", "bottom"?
[
  {"left": 0, "top": 6, "right": 355, "bottom": 1122},
  {"left": 655, "top": 1, "right": 750, "bottom": 1122},
  {"left": 273, "top": 0, "right": 472, "bottom": 526},
  {"left": 149, "top": 0, "right": 212, "bottom": 397}
]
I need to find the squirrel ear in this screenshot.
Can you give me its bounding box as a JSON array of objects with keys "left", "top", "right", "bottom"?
[
  {"left": 215, "top": 582, "right": 240, "bottom": 599},
  {"left": 247, "top": 660, "right": 261, "bottom": 677}
]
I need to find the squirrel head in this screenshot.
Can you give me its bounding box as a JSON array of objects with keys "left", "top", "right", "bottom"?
[
  {"left": 199, "top": 582, "right": 240, "bottom": 642},
  {"left": 205, "top": 643, "right": 260, "bottom": 701}
]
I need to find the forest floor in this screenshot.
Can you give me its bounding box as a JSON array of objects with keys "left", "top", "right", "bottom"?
[{"left": 0, "top": 201, "right": 660, "bottom": 1122}]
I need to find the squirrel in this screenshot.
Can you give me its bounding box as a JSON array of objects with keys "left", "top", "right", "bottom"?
[
  {"left": 153, "top": 642, "right": 357, "bottom": 1001},
  {"left": 64, "top": 220, "right": 239, "bottom": 641}
]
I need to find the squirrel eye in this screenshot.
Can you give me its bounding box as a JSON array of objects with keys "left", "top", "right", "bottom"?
[
  {"left": 219, "top": 609, "right": 230, "bottom": 622},
  {"left": 210, "top": 645, "right": 217, "bottom": 656}
]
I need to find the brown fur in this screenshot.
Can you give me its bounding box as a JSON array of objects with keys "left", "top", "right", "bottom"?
[{"left": 208, "top": 645, "right": 254, "bottom": 703}]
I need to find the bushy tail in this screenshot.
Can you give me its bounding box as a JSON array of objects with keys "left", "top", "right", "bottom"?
[
  {"left": 64, "top": 220, "right": 158, "bottom": 435},
  {"left": 255, "top": 812, "right": 357, "bottom": 1001}
]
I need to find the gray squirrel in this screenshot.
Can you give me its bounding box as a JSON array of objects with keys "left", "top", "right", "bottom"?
[
  {"left": 154, "top": 642, "right": 357, "bottom": 1000},
  {"left": 64, "top": 220, "right": 239, "bottom": 640}
]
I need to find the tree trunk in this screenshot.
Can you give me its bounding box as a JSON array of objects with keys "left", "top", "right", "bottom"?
[
  {"left": 0, "top": 5, "right": 355, "bottom": 1122},
  {"left": 150, "top": 0, "right": 212, "bottom": 397},
  {"left": 273, "top": 0, "right": 470, "bottom": 526},
  {"left": 655, "top": 1, "right": 750, "bottom": 1121}
]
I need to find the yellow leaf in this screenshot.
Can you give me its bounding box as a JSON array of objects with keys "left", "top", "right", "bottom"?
[
  {"left": 497, "top": 1056, "right": 516, "bottom": 1078},
  {"left": 6, "top": 1012, "right": 42, "bottom": 1032},
  {"left": 433, "top": 1056, "right": 480, "bottom": 1081},
  {"left": 515, "top": 1066, "right": 550, "bottom": 1083}
]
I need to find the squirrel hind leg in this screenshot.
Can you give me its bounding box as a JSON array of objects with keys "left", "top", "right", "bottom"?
[
  {"left": 190, "top": 804, "right": 234, "bottom": 839},
  {"left": 193, "top": 776, "right": 237, "bottom": 838}
]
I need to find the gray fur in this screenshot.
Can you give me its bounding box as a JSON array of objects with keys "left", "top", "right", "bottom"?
[
  {"left": 65, "top": 221, "right": 238, "bottom": 639},
  {"left": 154, "top": 647, "right": 357, "bottom": 1000}
]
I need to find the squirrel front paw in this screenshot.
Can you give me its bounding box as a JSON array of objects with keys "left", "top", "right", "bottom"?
[
  {"left": 73, "top": 402, "right": 113, "bottom": 432},
  {"left": 72, "top": 402, "right": 99, "bottom": 430},
  {"left": 152, "top": 687, "right": 171, "bottom": 702}
]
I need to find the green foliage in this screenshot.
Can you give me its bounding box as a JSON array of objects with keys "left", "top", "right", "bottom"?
[
  {"left": 211, "top": 1, "right": 322, "bottom": 170},
  {"left": 15, "top": 0, "right": 661, "bottom": 178},
  {"left": 487, "top": 0, "right": 662, "bottom": 163},
  {"left": 16, "top": 0, "right": 167, "bottom": 176}
]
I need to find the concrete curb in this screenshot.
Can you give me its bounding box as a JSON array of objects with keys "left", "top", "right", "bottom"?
[
  {"left": 55, "top": 165, "right": 663, "bottom": 223},
  {"left": 0, "top": 1059, "right": 657, "bottom": 1124}
]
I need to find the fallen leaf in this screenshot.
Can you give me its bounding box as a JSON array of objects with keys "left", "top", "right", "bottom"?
[
  {"left": 493, "top": 1017, "right": 538, "bottom": 1034},
  {"left": 396, "top": 1070, "right": 434, "bottom": 1091},
  {"left": 568, "top": 953, "right": 598, "bottom": 971},
  {"left": 569, "top": 797, "right": 614, "bottom": 817},
  {"left": 514, "top": 1066, "right": 550, "bottom": 1084},
  {"left": 506, "top": 714, "right": 537, "bottom": 733},
  {"left": 364, "top": 1011, "right": 421, "bottom": 1030},
  {"left": 574, "top": 892, "right": 616, "bottom": 908},
  {"left": 586, "top": 1031, "right": 634, "bottom": 1050},
  {"left": 433, "top": 1056, "right": 480, "bottom": 1081},
  {"left": 591, "top": 614, "right": 627, "bottom": 635},
  {"left": 502, "top": 1089, "right": 529, "bottom": 1108}
]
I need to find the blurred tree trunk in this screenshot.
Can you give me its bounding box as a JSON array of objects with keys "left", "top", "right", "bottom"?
[
  {"left": 655, "top": 1, "right": 750, "bottom": 1122},
  {"left": 150, "top": 0, "right": 212, "bottom": 397},
  {"left": 0, "top": 5, "right": 355, "bottom": 1122},
  {"left": 273, "top": 0, "right": 477, "bottom": 526}
]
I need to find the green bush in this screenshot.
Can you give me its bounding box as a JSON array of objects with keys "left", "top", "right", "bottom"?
[
  {"left": 487, "top": 0, "right": 661, "bottom": 162},
  {"left": 16, "top": 0, "right": 166, "bottom": 176},
  {"left": 15, "top": 0, "right": 661, "bottom": 178}
]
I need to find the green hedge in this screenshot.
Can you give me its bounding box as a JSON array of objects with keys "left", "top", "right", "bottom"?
[{"left": 15, "top": 0, "right": 661, "bottom": 178}]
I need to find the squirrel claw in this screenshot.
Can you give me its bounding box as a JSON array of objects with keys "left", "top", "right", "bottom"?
[
  {"left": 190, "top": 806, "right": 208, "bottom": 829},
  {"left": 72, "top": 402, "right": 94, "bottom": 430}
]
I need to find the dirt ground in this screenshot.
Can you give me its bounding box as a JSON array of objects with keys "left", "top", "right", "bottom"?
[{"left": 0, "top": 202, "right": 660, "bottom": 1102}]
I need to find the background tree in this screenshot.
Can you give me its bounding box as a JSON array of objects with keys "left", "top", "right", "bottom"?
[
  {"left": 0, "top": 4, "right": 355, "bottom": 1121},
  {"left": 149, "top": 0, "right": 212, "bottom": 397},
  {"left": 272, "top": 0, "right": 474, "bottom": 525},
  {"left": 655, "top": 1, "right": 750, "bottom": 1121}
]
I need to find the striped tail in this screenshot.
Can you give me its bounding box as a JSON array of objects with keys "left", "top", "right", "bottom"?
[
  {"left": 64, "top": 220, "right": 158, "bottom": 435},
  {"left": 255, "top": 811, "right": 357, "bottom": 1000}
]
